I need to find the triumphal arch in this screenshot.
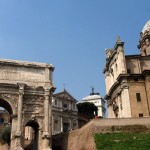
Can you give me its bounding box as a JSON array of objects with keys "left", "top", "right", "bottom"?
[{"left": 0, "top": 59, "right": 55, "bottom": 150}]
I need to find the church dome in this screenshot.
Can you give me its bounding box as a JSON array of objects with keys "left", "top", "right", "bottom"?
[
  {"left": 82, "top": 94, "right": 102, "bottom": 101},
  {"left": 142, "top": 20, "right": 150, "bottom": 33}
]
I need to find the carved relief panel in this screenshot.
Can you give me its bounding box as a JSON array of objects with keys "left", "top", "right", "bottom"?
[{"left": 23, "top": 95, "right": 44, "bottom": 115}]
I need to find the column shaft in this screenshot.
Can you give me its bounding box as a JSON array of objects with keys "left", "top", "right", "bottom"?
[
  {"left": 14, "top": 83, "right": 25, "bottom": 150},
  {"left": 61, "top": 117, "right": 63, "bottom": 132},
  {"left": 17, "top": 93, "right": 23, "bottom": 132},
  {"left": 44, "top": 95, "right": 50, "bottom": 133}
]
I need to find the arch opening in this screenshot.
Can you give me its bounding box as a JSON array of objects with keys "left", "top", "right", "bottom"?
[
  {"left": 24, "top": 120, "right": 39, "bottom": 150},
  {"left": 0, "top": 99, "right": 12, "bottom": 148},
  {"left": 0, "top": 99, "right": 13, "bottom": 115}
]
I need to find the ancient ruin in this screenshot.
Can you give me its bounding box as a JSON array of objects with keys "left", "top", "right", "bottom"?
[{"left": 0, "top": 59, "right": 55, "bottom": 150}]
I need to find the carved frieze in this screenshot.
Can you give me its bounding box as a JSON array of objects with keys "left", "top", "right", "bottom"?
[
  {"left": 0, "top": 93, "right": 18, "bottom": 105},
  {"left": 24, "top": 95, "right": 44, "bottom": 104},
  {"left": 23, "top": 95, "right": 44, "bottom": 115},
  {"left": 0, "top": 65, "right": 45, "bottom": 81}
]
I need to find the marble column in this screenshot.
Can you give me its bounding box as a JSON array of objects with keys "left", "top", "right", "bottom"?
[
  {"left": 15, "top": 83, "right": 25, "bottom": 150},
  {"left": 60, "top": 116, "right": 63, "bottom": 132},
  {"left": 69, "top": 117, "right": 72, "bottom": 130},
  {"left": 42, "top": 88, "right": 52, "bottom": 150},
  {"left": 119, "top": 93, "right": 122, "bottom": 117},
  {"left": 52, "top": 115, "right": 54, "bottom": 135},
  {"left": 44, "top": 89, "right": 50, "bottom": 134},
  {"left": 145, "top": 76, "right": 150, "bottom": 116}
]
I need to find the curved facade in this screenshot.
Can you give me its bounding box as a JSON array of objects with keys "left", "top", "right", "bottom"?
[
  {"left": 138, "top": 20, "right": 150, "bottom": 56},
  {"left": 104, "top": 21, "right": 150, "bottom": 118}
]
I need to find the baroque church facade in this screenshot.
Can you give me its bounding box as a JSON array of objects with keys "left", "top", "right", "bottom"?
[
  {"left": 52, "top": 90, "right": 78, "bottom": 135},
  {"left": 103, "top": 20, "right": 150, "bottom": 118}
]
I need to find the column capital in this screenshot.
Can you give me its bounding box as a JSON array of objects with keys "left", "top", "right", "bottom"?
[
  {"left": 50, "top": 86, "right": 56, "bottom": 93},
  {"left": 17, "top": 83, "right": 26, "bottom": 94},
  {"left": 45, "top": 86, "right": 56, "bottom": 95},
  {"left": 45, "top": 88, "right": 50, "bottom": 96},
  {"left": 17, "top": 82, "right": 26, "bottom": 88}
]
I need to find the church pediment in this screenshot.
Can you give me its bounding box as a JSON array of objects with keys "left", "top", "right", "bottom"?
[{"left": 53, "top": 90, "right": 77, "bottom": 102}]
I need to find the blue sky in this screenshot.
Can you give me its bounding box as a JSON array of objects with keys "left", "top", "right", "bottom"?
[{"left": 0, "top": 0, "right": 149, "bottom": 101}]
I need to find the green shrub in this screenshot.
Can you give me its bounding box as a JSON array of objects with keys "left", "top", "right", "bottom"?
[{"left": 1, "top": 126, "right": 11, "bottom": 145}]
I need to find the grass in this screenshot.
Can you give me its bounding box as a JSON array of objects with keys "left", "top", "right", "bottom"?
[{"left": 94, "top": 132, "right": 150, "bottom": 150}]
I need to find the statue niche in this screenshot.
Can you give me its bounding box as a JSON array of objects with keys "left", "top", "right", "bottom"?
[
  {"left": 145, "top": 38, "right": 150, "bottom": 56},
  {"left": 138, "top": 20, "right": 150, "bottom": 56}
]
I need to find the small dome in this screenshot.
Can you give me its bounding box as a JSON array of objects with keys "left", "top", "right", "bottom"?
[
  {"left": 142, "top": 20, "right": 150, "bottom": 33},
  {"left": 82, "top": 94, "right": 102, "bottom": 101}
]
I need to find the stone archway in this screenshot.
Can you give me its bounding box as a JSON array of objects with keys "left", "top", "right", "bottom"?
[
  {"left": 0, "top": 98, "right": 13, "bottom": 147},
  {"left": 24, "top": 120, "right": 39, "bottom": 150},
  {"left": 0, "top": 59, "right": 55, "bottom": 150},
  {"left": 0, "top": 98, "right": 13, "bottom": 126},
  {"left": 0, "top": 98, "right": 13, "bottom": 115}
]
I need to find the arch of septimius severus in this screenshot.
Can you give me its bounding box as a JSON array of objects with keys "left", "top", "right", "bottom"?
[{"left": 0, "top": 59, "right": 55, "bottom": 150}]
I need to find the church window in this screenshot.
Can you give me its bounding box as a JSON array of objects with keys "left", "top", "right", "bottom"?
[
  {"left": 136, "top": 93, "right": 141, "bottom": 102},
  {"left": 54, "top": 120, "right": 58, "bottom": 130},
  {"left": 115, "top": 113, "right": 118, "bottom": 118},
  {"left": 63, "top": 103, "right": 68, "bottom": 109},
  {"left": 55, "top": 99, "right": 57, "bottom": 106},
  {"left": 134, "top": 78, "right": 138, "bottom": 82},
  {"left": 139, "top": 113, "right": 143, "bottom": 117},
  {"left": 73, "top": 104, "right": 75, "bottom": 110},
  {"left": 127, "top": 69, "right": 131, "bottom": 74},
  {"left": 73, "top": 123, "right": 76, "bottom": 129}
]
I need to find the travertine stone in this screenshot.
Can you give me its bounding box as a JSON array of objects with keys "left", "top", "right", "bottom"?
[
  {"left": 0, "top": 59, "right": 55, "bottom": 150},
  {"left": 104, "top": 30, "right": 150, "bottom": 118}
]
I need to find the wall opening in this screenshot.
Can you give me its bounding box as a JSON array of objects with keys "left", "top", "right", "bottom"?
[
  {"left": 0, "top": 99, "right": 12, "bottom": 147},
  {"left": 24, "top": 120, "right": 39, "bottom": 150}
]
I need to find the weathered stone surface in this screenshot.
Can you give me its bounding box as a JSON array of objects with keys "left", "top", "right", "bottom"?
[
  {"left": 52, "top": 117, "right": 150, "bottom": 150},
  {"left": 104, "top": 25, "right": 150, "bottom": 118},
  {"left": 0, "top": 59, "right": 55, "bottom": 150}
]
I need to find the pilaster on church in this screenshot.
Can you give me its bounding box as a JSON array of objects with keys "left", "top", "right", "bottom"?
[{"left": 104, "top": 20, "right": 150, "bottom": 118}]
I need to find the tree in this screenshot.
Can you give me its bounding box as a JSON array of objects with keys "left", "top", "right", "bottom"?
[
  {"left": 1, "top": 125, "right": 11, "bottom": 146},
  {"left": 77, "top": 102, "right": 98, "bottom": 118}
]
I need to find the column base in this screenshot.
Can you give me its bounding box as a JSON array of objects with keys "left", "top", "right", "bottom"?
[
  {"left": 42, "top": 138, "right": 52, "bottom": 150},
  {"left": 14, "top": 146, "right": 23, "bottom": 150}
]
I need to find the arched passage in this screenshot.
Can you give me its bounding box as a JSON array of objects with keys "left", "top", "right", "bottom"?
[
  {"left": 0, "top": 98, "right": 13, "bottom": 125},
  {"left": 24, "top": 120, "right": 39, "bottom": 150},
  {"left": 0, "top": 98, "right": 13, "bottom": 148},
  {"left": 0, "top": 98, "right": 13, "bottom": 115}
]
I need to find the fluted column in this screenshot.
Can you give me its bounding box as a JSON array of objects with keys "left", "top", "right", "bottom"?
[
  {"left": 70, "top": 117, "right": 72, "bottom": 130},
  {"left": 42, "top": 88, "right": 52, "bottom": 150},
  {"left": 117, "top": 94, "right": 122, "bottom": 118},
  {"left": 145, "top": 76, "right": 150, "bottom": 116},
  {"left": 44, "top": 89, "right": 50, "bottom": 134},
  {"left": 15, "top": 83, "right": 25, "bottom": 150},
  {"left": 61, "top": 116, "right": 63, "bottom": 132}
]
